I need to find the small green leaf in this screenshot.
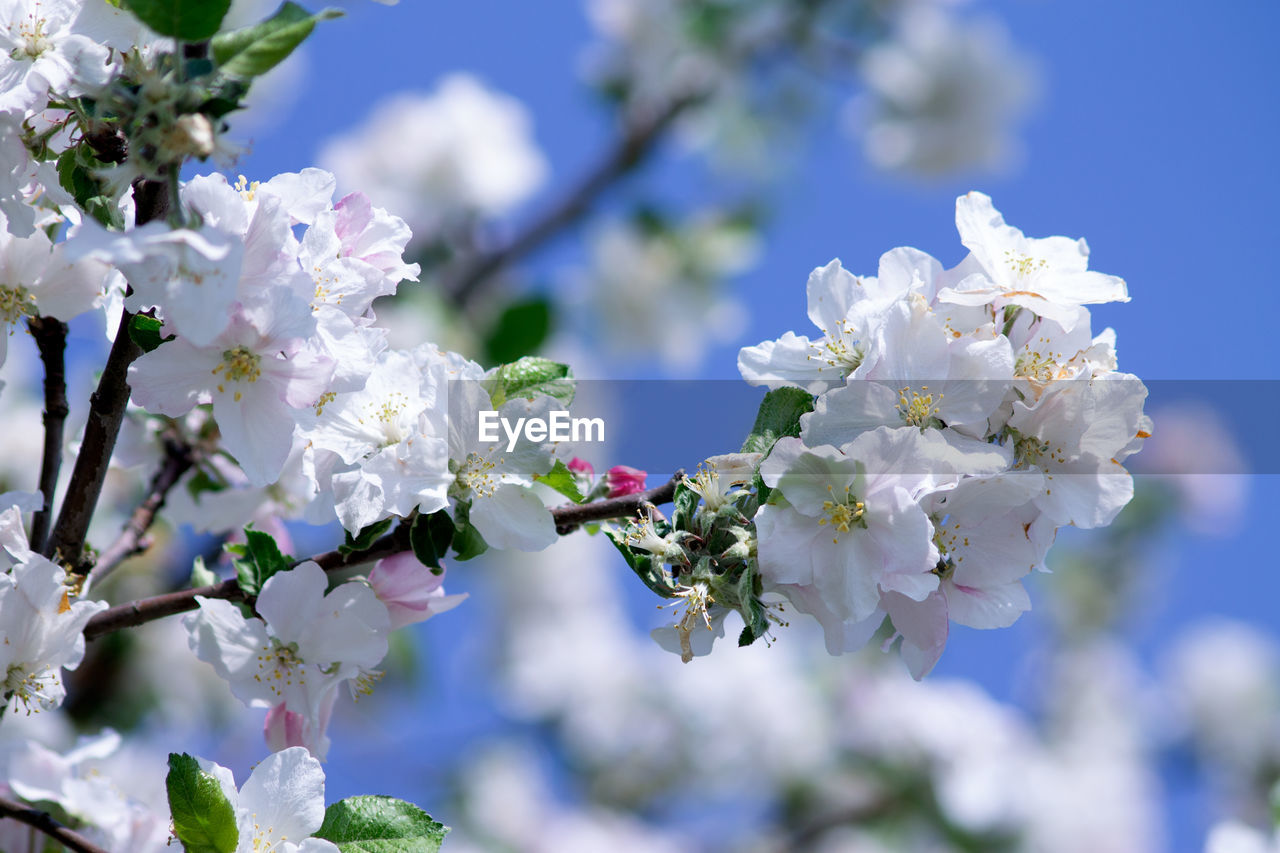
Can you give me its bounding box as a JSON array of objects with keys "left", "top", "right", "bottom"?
[
  {"left": 56, "top": 145, "right": 124, "bottom": 230},
  {"left": 166, "top": 753, "right": 238, "bottom": 853},
  {"left": 189, "top": 555, "right": 217, "bottom": 588},
  {"left": 450, "top": 503, "right": 489, "bottom": 561},
  {"left": 229, "top": 528, "right": 291, "bottom": 596},
  {"left": 127, "top": 314, "right": 172, "bottom": 353},
  {"left": 482, "top": 296, "right": 553, "bottom": 365},
  {"left": 671, "top": 481, "right": 699, "bottom": 532},
  {"left": 604, "top": 527, "right": 678, "bottom": 599},
  {"left": 735, "top": 562, "right": 767, "bottom": 644},
  {"left": 409, "top": 511, "right": 454, "bottom": 571},
  {"left": 212, "top": 2, "right": 343, "bottom": 81},
  {"left": 740, "top": 387, "right": 814, "bottom": 455},
  {"left": 535, "top": 460, "right": 585, "bottom": 504},
  {"left": 339, "top": 518, "right": 395, "bottom": 557},
  {"left": 486, "top": 357, "right": 574, "bottom": 408},
  {"left": 123, "top": 0, "right": 232, "bottom": 41},
  {"left": 315, "top": 795, "right": 448, "bottom": 852}
]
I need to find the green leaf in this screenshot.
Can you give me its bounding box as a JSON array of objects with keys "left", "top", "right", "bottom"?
[
  {"left": 671, "top": 481, "right": 699, "bottom": 532},
  {"left": 228, "top": 528, "right": 291, "bottom": 596},
  {"left": 127, "top": 314, "right": 173, "bottom": 353},
  {"left": 212, "top": 2, "right": 343, "bottom": 81},
  {"left": 450, "top": 503, "right": 489, "bottom": 561},
  {"left": 55, "top": 145, "right": 124, "bottom": 230},
  {"left": 166, "top": 753, "right": 238, "bottom": 853},
  {"left": 604, "top": 527, "right": 678, "bottom": 599},
  {"left": 740, "top": 387, "right": 814, "bottom": 455},
  {"left": 409, "top": 511, "right": 453, "bottom": 572},
  {"left": 315, "top": 795, "right": 448, "bottom": 852},
  {"left": 534, "top": 459, "right": 585, "bottom": 504},
  {"left": 339, "top": 518, "right": 394, "bottom": 556},
  {"left": 123, "top": 0, "right": 232, "bottom": 40},
  {"left": 482, "top": 296, "right": 553, "bottom": 365},
  {"left": 735, "top": 562, "right": 767, "bottom": 645},
  {"left": 189, "top": 555, "right": 217, "bottom": 588},
  {"left": 486, "top": 357, "right": 574, "bottom": 408}
]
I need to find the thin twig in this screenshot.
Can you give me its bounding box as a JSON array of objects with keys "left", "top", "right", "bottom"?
[
  {"left": 0, "top": 795, "right": 111, "bottom": 853},
  {"left": 82, "top": 471, "right": 686, "bottom": 642},
  {"left": 445, "top": 94, "right": 702, "bottom": 308},
  {"left": 89, "top": 428, "right": 197, "bottom": 585},
  {"left": 27, "top": 315, "right": 69, "bottom": 552},
  {"left": 44, "top": 178, "right": 167, "bottom": 570}
]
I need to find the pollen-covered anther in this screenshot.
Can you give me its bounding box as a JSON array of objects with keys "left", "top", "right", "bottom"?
[
  {"left": 897, "top": 386, "right": 942, "bottom": 428},
  {"left": 1004, "top": 249, "right": 1048, "bottom": 278}
]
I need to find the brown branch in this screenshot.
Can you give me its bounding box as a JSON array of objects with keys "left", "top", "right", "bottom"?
[
  {"left": 44, "top": 178, "right": 168, "bottom": 570},
  {"left": 27, "top": 316, "right": 69, "bottom": 552},
  {"left": 445, "top": 93, "right": 702, "bottom": 308},
  {"left": 553, "top": 469, "right": 683, "bottom": 534},
  {"left": 0, "top": 795, "right": 112, "bottom": 853},
  {"left": 88, "top": 428, "right": 197, "bottom": 585},
  {"left": 82, "top": 471, "right": 686, "bottom": 642}
]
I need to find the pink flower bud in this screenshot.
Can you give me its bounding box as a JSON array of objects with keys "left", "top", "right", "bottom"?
[
  {"left": 606, "top": 465, "right": 647, "bottom": 498},
  {"left": 567, "top": 457, "right": 595, "bottom": 479},
  {"left": 368, "top": 551, "right": 468, "bottom": 631}
]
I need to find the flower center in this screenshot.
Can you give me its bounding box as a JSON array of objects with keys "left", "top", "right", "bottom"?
[
  {"left": 898, "top": 386, "right": 942, "bottom": 429},
  {"left": 254, "top": 638, "right": 306, "bottom": 700},
  {"left": 818, "top": 484, "right": 865, "bottom": 543},
  {"left": 453, "top": 451, "right": 500, "bottom": 498},
  {"left": 3, "top": 662, "right": 57, "bottom": 714},
  {"left": 1015, "top": 351, "right": 1056, "bottom": 383},
  {"left": 212, "top": 346, "right": 262, "bottom": 400},
  {"left": 0, "top": 284, "right": 36, "bottom": 327},
  {"left": 1004, "top": 250, "right": 1047, "bottom": 279},
  {"left": 814, "top": 320, "right": 863, "bottom": 372},
  {"left": 13, "top": 17, "right": 50, "bottom": 60}
]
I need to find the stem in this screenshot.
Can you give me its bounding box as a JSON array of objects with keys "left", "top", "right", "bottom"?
[
  {"left": 88, "top": 428, "right": 196, "bottom": 586},
  {"left": 27, "top": 316, "right": 69, "bottom": 553},
  {"left": 43, "top": 179, "right": 167, "bottom": 570},
  {"left": 0, "top": 795, "right": 111, "bottom": 853},
  {"left": 445, "top": 94, "right": 701, "bottom": 308},
  {"left": 82, "top": 471, "right": 686, "bottom": 642}
]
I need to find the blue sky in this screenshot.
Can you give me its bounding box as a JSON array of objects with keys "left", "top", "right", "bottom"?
[{"left": 229, "top": 1, "right": 1280, "bottom": 847}]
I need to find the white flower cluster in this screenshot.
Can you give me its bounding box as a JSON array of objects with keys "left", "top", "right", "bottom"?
[
  {"left": 0, "top": 496, "right": 106, "bottom": 715},
  {"left": 738, "top": 192, "right": 1149, "bottom": 676}
]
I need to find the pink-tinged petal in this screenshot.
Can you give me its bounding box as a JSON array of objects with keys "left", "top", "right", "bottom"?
[
  {"left": 883, "top": 590, "right": 949, "bottom": 680},
  {"left": 945, "top": 578, "right": 1030, "bottom": 629},
  {"left": 264, "top": 702, "right": 308, "bottom": 752},
  {"left": 567, "top": 457, "right": 595, "bottom": 478},
  {"left": 128, "top": 341, "right": 212, "bottom": 416},
  {"left": 754, "top": 504, "right": 819, "bottom": 587},
  {"left": 211, "top": 382, "right": 296, "bottom": 487},
  {"left": 367, "top": 558, "right": 471, "bottom": 632}
]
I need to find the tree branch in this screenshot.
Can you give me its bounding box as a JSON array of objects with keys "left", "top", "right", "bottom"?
[
  {"left": 44, "top": 178, "right": 168, "bottom": 570},
  {"left": 88, "top": 427, "right": 197, "bottom": 585},
  {"left": 82, "top": 471, "right": 686, "bottom": 642},
  {"left": 445, "top": 94, "right": 701, "bottom": 308},
  {"left": 0, "top": 795, "right": 112, "bottom": 853},
  {"left": 27, "top": 315, "right": 69, "bottom": 553}
]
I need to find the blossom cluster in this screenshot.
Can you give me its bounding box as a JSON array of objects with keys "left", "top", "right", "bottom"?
[
  {"left": 740, "top": 191, "right": 1149, "bottom": 675},
  {"left": 610, "top": 192, "right": 1148, "bottom": 676}
]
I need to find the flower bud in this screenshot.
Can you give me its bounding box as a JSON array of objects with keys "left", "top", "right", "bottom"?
[
  {"left": 606, "top": 465, "right": 647, "bottom": 498},
  {"left": 368, "top": 552, "right": 467, "bottom": 631}
]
